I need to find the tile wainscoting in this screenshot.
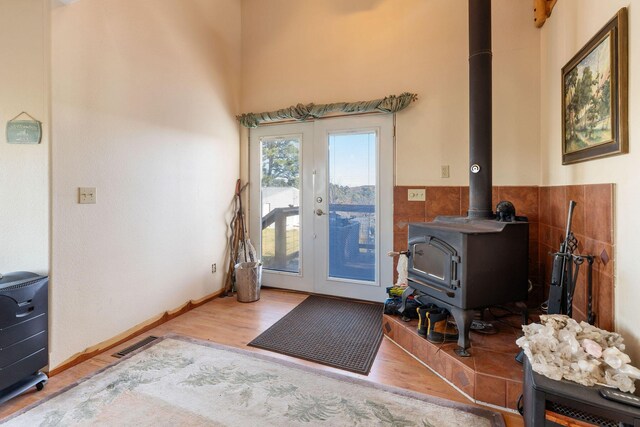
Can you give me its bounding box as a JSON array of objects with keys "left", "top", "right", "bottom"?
[{"left": 538, "top": 184, "right": 614, "bottom": 331}]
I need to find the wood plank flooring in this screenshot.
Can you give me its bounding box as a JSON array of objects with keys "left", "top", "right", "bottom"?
[{"left": 0, "top": 289, "right": 524, "bottom": 426}]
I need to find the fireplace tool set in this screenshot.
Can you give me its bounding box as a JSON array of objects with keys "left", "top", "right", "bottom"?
[
  {"left": 514, "top": 200, "right": 595, "bottom": 366},
  {"left": 546, "top": 200, "right": 595, "bottom": 323}
]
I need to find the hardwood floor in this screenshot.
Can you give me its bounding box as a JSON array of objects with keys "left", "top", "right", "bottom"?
[{"left": 0, "top": 289, "right": 524, "bottom": 426}]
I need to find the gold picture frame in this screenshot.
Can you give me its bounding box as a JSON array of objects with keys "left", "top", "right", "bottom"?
[{"left": 562, "top": 8, "right": 628, "bottom": 165}]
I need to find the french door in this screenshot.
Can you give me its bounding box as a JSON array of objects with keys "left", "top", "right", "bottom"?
[{"left": 249, "top": 115, "right": 393, "bottom": 301}]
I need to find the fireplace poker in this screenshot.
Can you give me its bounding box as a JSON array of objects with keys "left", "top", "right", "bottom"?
[{"left": 547, "top": 200, "right": 577, "bottom": 315}]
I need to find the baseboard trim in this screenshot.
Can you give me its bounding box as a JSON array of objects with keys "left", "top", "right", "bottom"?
[{"left": 47, "top": 289, "right": 224, "bottom": 376}]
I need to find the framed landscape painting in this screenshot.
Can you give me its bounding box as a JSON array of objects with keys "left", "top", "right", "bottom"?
[{"left": 562, "top": 8, "right": 628, "bottom": 165}]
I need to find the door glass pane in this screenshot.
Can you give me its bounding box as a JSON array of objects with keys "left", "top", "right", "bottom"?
[
  {"left": 328, "top": 132, "right": 376, "bottom": 282},
  {"left": 260, "top": 136, "right": 300, "bottom": 273}
]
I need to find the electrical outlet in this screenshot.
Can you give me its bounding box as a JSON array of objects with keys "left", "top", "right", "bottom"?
[
  {"left": 441, "top": 165, "right": 450, "bottom": 178},
  {"left": 212, "top": 263, "right": 217, "bottom": 273},
  {"left": 78, "top": 187, "right": 96, "bottom": 204},
  {"left": 407, "top": 189, "right": 425, "bottom": 201}
]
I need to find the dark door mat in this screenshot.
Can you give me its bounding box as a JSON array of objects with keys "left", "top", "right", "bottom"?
[{"left": 248, "top": 295, "right": 383, "bottom": 375}]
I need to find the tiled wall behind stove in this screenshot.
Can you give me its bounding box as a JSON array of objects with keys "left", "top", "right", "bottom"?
[
  {"left": 393, "top": 184, "right": 614, "bottom": 329},
  {"left": 538, "top": 184, "right": 614, "bottom": 331}
]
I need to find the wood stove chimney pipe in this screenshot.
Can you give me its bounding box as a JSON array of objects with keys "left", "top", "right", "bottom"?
[{"left": 468, "top": 0, "right": 493, "bottom": 219}]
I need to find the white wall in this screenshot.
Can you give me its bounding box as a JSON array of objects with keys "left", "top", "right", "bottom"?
[
  {"left": 50, "top": 0, "right": 241, "bottom": 368},
  {"left": 540, "top": 1, "right": 640, "bottom": 361},
  {"left": 0, "top": 0, "right": 49, "bottom": 275},
  {"left": 241, "top": 0, "right": 540, "bottom": 186}
]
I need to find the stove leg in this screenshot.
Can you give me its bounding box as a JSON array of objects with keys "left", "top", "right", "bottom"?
[
  {"left": 514, "top": 301, "right": 529, "bottom": 364},
  {"left": 515, "top": 301, "right": 529, "bottom": 326},
  {"left": 450, "top": 308, "right": 475, "bottom": 357}
]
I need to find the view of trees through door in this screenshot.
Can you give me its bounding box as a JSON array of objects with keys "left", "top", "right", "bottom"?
[{"left": 260, "top": 136, "right": 301, "bottom": 273}]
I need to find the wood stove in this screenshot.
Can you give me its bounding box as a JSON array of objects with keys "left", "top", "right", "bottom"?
[
  {"left": 407, "top": 216, "right": 528, "bottom": 355},
  {"left": 399, "top": 0, "right": 530, "bottom": 356}
]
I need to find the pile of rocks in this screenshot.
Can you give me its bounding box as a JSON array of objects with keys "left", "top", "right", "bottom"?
[{"left": 517, "top": 314, "right": 640, "bottom": 392}]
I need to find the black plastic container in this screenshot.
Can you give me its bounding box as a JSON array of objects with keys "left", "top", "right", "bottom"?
[{"left": 0, "top": 272, "right": 49, "bottom": 396}]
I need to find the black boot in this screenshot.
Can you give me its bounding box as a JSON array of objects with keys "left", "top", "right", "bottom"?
[
  {"left": 426, "top": 309, "right": 459, "bottom": 344},
  {"left": 416, "top": 305, "right": 438, "bottom": 336}
]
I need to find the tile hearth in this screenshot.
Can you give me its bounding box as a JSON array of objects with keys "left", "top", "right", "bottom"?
[{"left": 383, "top": 313, "right": 526, "bottom": 411}]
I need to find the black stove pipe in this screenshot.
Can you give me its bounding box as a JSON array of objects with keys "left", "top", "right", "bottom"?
[{"left": 468, "top": 0, "right": 493, "bottom": 219}]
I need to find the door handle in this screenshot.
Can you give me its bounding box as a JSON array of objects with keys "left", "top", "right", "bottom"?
[{"left": 315, "top": 208, "right": 326, "bottom": 216}]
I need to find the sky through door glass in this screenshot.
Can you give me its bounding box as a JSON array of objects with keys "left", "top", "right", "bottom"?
[{"left": 328, "top": 132, "right": 376, "bottom": 282}]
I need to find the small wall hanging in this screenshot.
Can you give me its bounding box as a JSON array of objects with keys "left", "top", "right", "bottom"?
[{"left": 6, "top": 112, "right": 42, "bottom": 144}]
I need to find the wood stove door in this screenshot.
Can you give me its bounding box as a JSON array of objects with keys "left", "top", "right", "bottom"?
[{"left": 409, "top": 236, "right": 459, "bottom": 290}]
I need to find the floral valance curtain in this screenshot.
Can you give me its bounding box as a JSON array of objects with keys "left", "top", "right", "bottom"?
[{"left": 237, "top": 92, "right": 418, "bottom": 128}]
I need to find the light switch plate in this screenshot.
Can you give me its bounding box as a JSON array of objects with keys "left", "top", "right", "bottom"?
[
  {"left": 79, "top": 187, "right": 96, "bottom": 204},
  {"left": 407, "top": 189, "right": 425, "bottom": 201},
  {"left": 441, "top": 165, "right": 450, "bottom": 178}
]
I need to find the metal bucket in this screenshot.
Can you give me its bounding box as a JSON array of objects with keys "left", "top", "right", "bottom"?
[{"left": 234, "top": 261, "right": 262, "bottom": 303}]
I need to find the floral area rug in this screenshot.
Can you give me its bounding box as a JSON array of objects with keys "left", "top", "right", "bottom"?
[{"left": 2, "top": 336, "right": 504, "bottom": 426}]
